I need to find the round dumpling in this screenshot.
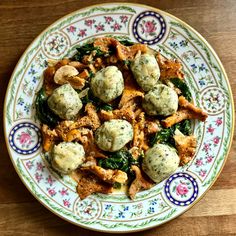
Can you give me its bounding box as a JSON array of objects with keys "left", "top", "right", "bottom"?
[
  {"left": 95, "top": 119, "right": 133, "bottom": 152},
  {"left": 142, "top": 84, "right": 178, "bottom": 116},
  {"left": 90, "top": 66, "right": 124, "bottom": 103},
  {"left": 130, "top": 53, "right": 160, "bottom": 91},
  {"left": 52, "top": 142, "right": 85, "bottom": 174},
  {"left": 142, "top": 143, "right": 179, "bottom": 183},
  {"left": 47, "top": 83, "right": 82, "bottom": 120}
]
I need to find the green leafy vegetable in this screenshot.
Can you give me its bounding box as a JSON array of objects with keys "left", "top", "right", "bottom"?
[
  {"left": 98, "top": 150, "right": 138, "bottom": 173},
  {"left": 113, "top": 182, "right": 122, "bottom": 189},
  {"left": 73, "top": 43, "right": 106, "bottom": 61},
  {"left": 88, "top": 71, "right": 95, "bottom": 78},
  {"left": 150, "top": 128, "right": 174, "bottom": 146},
  {"left": 99, "top": 104, "right": 113, "bottom": 111},
  {"left": 119, "top": 40, "right": 134, "bottom": 46},
  {"left": 175, "top": 119, "right": 192, "bottom": 136},
  {"left": 80, "top": 89, "right": 113, "bottom": 111},
  {"left": 171, "top": 78, "right": 192, "bottom": 101},
  {"left": 35, "top": 88, "right": 61, "bottom": 127},
  {"left": 150, "top": 120, "right": 192, "bottom": 146},
  {"left": 123, "top": 60, "right": 131, "bottom": 66}
]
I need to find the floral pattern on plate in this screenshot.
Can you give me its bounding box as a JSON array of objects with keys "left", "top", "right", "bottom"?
[
  {"left": 201, "top": 87, "right": 226, "bottom": 114},
  {"left": 165, "top": 173, "right": 198, "bottom": 206},
  {"left": 43, "top": 32, "right": 70, "bottom": 58},
  {"left": 62, "top": 13, "right": 133, "bottom": 48},
  {"left": 133, "top": 11, "right": 167, "bottom": 44},
  {"left": 75, "top": 197, "right": 101, "bottom": 220},
  {"left": 9, "top": 122, "right": 41, "bottom": 155}
]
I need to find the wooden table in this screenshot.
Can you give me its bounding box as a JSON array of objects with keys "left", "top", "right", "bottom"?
[{"left": 0, "top": 0, "right": 235, "bottom": 235}]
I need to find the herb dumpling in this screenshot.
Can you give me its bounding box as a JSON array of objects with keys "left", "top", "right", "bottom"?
[
  {"left": 95, "top": 119, "right": 133, "bottom": 152},
  {"left": 142, "top": 84, "right": 178, "bottom": 116},
  {"left": 91, "top": 66, "right": 124, "bottom": 103},
  {"left": 52, "top": 142, "right": 85, "bottom": 174},
  {"left": 142, "top": 143, "right": 179, "bottom": 183},
  {"left": 130, "top": 53, "right": 160, "bottom": 91},
  {"left": 47, "top": 83, "right": 82, "bottom": 120}
]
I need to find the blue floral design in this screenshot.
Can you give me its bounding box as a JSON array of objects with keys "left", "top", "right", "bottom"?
[
  {"left": 199, "top": 63, "right": 208, "bottom": 72},
  {"left": 148, "top": 207, "right": 155, "bottom": 214},
  {"left": 17, "top": 97, "right": 24, "bottom": 106},
  {"left": 24, "top": 104, "right": 30, "bottom": 113},
  {"left": 199, "top": 80, "right": 206, "bottom": 86},
  {"left": 150, "top": 199, "right": 158, "bottom": 205},
  {"left": 169, "top": 42, "right": 179, "bottom": 50},
  {"left": 118, "top": 211, "right": 125, "bottom": 219},
  {"left": 179, "top": 40, "right": 188, "bottom": 47},
  {"left": 191, "top": 64, "right": 198, "bottom": 73},
  {"left": 32, "top": 77, "right": 37, "bottom": 83},
  {"left": 105, "top": 204, "right": 111, "bottom": 210},
  {"left": 28, "top": 65, "right": 36, "bottom": 75}
]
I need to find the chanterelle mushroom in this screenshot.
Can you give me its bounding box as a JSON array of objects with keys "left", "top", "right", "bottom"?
[{"left": 54, "top": 65, "right": 79, "bottom": 84}]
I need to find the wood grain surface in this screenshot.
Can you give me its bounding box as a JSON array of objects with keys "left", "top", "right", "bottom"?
[{"left": 0, "top": 0, "right": 235, "bottom": 235}]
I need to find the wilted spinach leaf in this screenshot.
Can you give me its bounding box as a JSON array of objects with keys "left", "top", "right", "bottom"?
[
  {"left": 98, "top": 150, "right": 138, "bottom": 173},
  {"left": 80, "top": 89, "right": 113, "bottom": 111},
  {"left": 73, "top": 43, "right": 106, "bottom": 61},
  {"left": 150, "top": 120, "right": 192, "bottom": 146},
  {"left": 99, "top": 104, "right": 113, "bottom": 111},
  {"left": 119, "top": 40, "right": 134, "bottom": 46},
  {"left": 113, "top": 182, "right": 122, "bottom": 189},
  {"left": 175, "top": 119, "right": 192, "bottom": 136},
  {"left": 150, "top": 128, "right": 173, "bottom": 146},
  {"left": 171, "top": 78, "right": 192, "bottom": 101},
  {"left": 35, "top": 88, "right": 60, "bottom": 127}
]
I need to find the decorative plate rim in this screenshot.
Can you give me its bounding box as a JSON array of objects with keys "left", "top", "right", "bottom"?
[{"left": 3, "top": 2, "right": 235, "bottom": 233}]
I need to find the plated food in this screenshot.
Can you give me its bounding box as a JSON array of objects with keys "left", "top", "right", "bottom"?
[
  {"left": 4, "top": 3, "right": 233, "bottom": 232},
  {"left": 36, "top": 37, "right": 208, "bottom": 200}
]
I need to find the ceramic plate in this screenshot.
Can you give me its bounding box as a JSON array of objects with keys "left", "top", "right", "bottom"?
[{"left": 4, "top": 3, "right": 234, "bottom": 233}]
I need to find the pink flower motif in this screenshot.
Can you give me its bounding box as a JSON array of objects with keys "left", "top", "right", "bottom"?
[
  {"left": 95, "top": 23, "right": 105, "bottom": 32},
  {"left": 48, "top": 36, "right": 64, "bottom": 52},
  {"left": 111, "top": 21, "right": 122, "bottom": 32},
  {"left": 195, "top": 159, "right": 203, "bottom": 167},
  {"left": 19, "top": 132, "right": 31, "bottom": 144},
  {"left": 36, "top": 162, "right": 45, "bottom": 172},
  {"left": 67, "top": 25, "right": 76, "bottom": 34},
  {"left": 47, "top": 188, "right": 56, "bottom": 197},
  {"left": 26, "top": 160, "right": 34, "bottom": 170},
  {"left": 46, "top": 175, "right": 55, "bottom": 186},
  {"left": 176, "top": 183, "right": 189, "bottom": 196},
  {"left": 59, "top": 188, "right": 68, "bottom": 196},
  {"left": 199, "top": 170, "right": 206, "bottom": 177},
  {"left": 213, "top": 136, "right": 220, "bottom": 145},
  {"left": 144, "top": 21, "right": 156, "bottom": 33},
  {"left": 207, "top": 125, "right": 215, "bottom": 135},
  {"left": 78, "top": 29, "right": 87, "bottom": 38},
  {"left": 35, "top": 172, "right": 43, "bottom": 183},
  {"left": 104, "top": 16, "right": 114, "bottom": 24},
  {"left": 16, "top": 111, "right": 23, "bottom": 118},
  {"left": 63, "top": 199, "right": 71, "bottom": 208},
  {"left": 203, "top": 143, "right": 210, "bottom": 152},
  {"left": 215, "top": 117, "right": 223, "bottom": 126},
  {"left": 120, "top": 15, "right": 128, "bottom": 24},
  {"left": 137, "top": 203, "right": 143, "bottom": 209},
  {"left": 207, "top": 156, "right": 213, "bottom": 163},
  {"left": 84, "top": 19, "right": 96, "bottom": 28},
  {"left": 140, "top": 19, "right": 157, "bottom": 37},
  {"left": 170, "top": 32, "right": 177, "bottom": 40}
]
